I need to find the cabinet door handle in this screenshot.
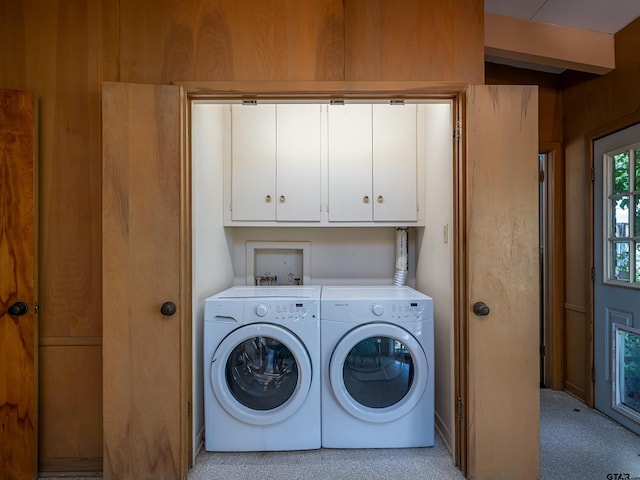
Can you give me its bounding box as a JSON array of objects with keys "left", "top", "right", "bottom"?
[
  {"left": 377, "top": 195, "right": 384, "bottom": 203},
  {"left": 363, "top": 195, "right": 369, "bottom": 203},
  {"left": 265, "top": 194, "right": 272, "bottom": 202},
  {"left": 280, "top": 195, "right": 286, "bottom": 203}
]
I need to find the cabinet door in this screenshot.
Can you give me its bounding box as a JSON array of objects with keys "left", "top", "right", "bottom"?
[
  {"left": 102, "top": 82, "right": 189, "bottom": 480},
  {"left": 372, "top": 104, "right": 418, "bottom": 222},
  {"left": 276, "top": 104, "right": 321, "bottom": 221},
  {"left": 328, "top": 104, "right": 373, "bottom": 222},
  {"left": 231, "top": 104, "right": 276, "bottom": 221}
]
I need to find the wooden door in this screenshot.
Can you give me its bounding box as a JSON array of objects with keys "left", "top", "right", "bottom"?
[
  {"left": 102, "top": 82, "right": 190, "bottom": 480},
  {"left": 0, "top": 89, "right": 37, "bottom": 480},
  {"left": 463, "top": 85, "right": 540, "bottom": 479}
]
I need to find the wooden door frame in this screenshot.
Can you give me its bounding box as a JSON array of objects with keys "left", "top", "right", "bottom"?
[
  {"left": 453, "top": 91, "right": 467, "bottom": 473},
  {"left": 540, "top": 142, "right": 565, "bottom": 390},
  {"left": 180, "top": 80, "right": 466, "bottom": 467}
]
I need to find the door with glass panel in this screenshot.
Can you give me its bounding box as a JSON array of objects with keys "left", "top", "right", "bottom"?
[{"left": 594, "top": 124, "right": 640, "bottom": 435}]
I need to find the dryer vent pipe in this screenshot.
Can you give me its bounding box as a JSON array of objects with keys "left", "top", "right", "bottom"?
[{"left": 393, "top": 227, "right": 409, "bottom": 287}]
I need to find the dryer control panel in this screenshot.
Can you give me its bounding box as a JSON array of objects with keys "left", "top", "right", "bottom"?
[{"left": 371, "top": 302, "right": 427, "bottom": 320}]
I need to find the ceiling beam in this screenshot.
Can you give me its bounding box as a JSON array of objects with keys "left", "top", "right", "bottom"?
[{"left": 485, "top": 13, "right": 615, "bottom": 75}]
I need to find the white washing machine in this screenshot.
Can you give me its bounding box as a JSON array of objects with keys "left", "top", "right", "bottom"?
[
  {"left": 320, "top": 285, "right": 434, "bottom": 448},
  {"left": 204, "top": 285, "right": 321, "bottom": 451}
]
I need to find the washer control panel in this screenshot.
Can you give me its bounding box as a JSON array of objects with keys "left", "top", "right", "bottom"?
[{"left": 248, "top": 300, "right": 318, "bottom": 322}]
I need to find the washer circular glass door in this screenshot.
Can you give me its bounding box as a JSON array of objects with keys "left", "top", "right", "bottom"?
[
  {"left": 211, "top": 323, "right": 312, "bottom": 425},
  {"left": 329, "top": 322, "right": 428, "bottom": 423}
]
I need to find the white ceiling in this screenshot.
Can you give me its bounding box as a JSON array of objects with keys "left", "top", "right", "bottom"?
[
  {"left": 485, "top": 0, "right": 640, "bottom": 73},
  {"left": 485, "top": 0, "right": 640, "bottom": 34}
]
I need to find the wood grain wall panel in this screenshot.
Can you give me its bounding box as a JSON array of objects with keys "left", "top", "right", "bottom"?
[
  {"left": 120, "top": 0, "right": 164, "bottom": 83},
  {"left": 162, "top": 0, "right": 238, "bottom": 82},
  {"left": 562, "top": 139, "right": 588, "bottom": 308},
  {"left": 38, "top": 0, "right": 102, "bottom": 338},
  {"left": 345, "top": 0, "right": 483, "bottom": 83},
  {"left": 562, "top": 308, "right": 587, "bottom": 400},
  {"left": 0, "top": 0, "right": 43, "bottom": 93},
  {"left": 0, "top": 1, "right": 27, "bottom": 88},
  {"left": 38, "top": 346, "right": 102, "bottom": 468},
  {"left": 228, "top": 0, "right": 344, "bottom": 81}
]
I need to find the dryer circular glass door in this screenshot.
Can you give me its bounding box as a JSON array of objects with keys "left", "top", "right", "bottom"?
[
  {"left": 211, "top": 323, "right": 312, "bottom": 425},
  {"left": 329, "top": 322, "right": 428, "bottom": 423}
]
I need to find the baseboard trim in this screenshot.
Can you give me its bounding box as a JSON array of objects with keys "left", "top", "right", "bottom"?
[{"left": 39, "top": 457, "right": 102, "bottom": 477}]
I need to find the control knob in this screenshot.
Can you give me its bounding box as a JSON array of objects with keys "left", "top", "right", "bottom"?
[
  {"left": 372, "top": 303, "right": 385, "bottom": 316},
  {"left": 255, "top": 304, "right": 269, "bottom": 317}
]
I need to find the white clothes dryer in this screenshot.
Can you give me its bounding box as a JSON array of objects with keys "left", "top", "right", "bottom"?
[
  {"left": 204, "top": 285, "right": 321, "bottom": 451},
  {"left": 320, "top": 285, "right": 434, "bottom": 448}
]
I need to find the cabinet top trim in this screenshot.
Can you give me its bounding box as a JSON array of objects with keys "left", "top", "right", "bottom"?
[{"left": 176, "top": 81, "right": 465, "bottom": 99}]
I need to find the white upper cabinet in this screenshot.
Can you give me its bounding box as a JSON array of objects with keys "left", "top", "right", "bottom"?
[
  {"left": 276, "top": 104, "right": 322, "bottom": 221},
  {"left": 230, "top": 104, "right": 322, "bottom": 222},
  {"left": 231, "top": 104, "right": 277, "bottom": 221},
  {"left": 328, "top": 104, "right": 373, "bottom": 221},
  {"left": 226, "top": 102, "right": 424, "bottom": 227},
  {"left": 328, "top": 103, "right": 418, "bottom": 223},
  {"left": 372, "top": 103, "right": 418, "bottom": 222}
]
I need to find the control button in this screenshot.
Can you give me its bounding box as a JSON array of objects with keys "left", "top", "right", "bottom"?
[
  {"left": 255, "top": 304, "right": 269, "bottom": 317},
  {"left": 372, "top": 304, "right": 385, "bottom": 316}
]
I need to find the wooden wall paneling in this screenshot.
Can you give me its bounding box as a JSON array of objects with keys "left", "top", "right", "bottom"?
[
  {"left": 227, "top": 0, "right": 344, "bottom": 81},
  {"left": 120, "top": 0, "right": 164, "bottom": 83},
  {"left": 163, "top": 0, "right": 234, "bottom": 82},
  {"left": 345, "top": 0, "right": 484, "bottom": 83},
  {"left": 100, "top": 0, "right": 121, "bottom": 83},
  {"left": 34, "top": 0, "right": 117, "bottom": 471},
  {"left": 0, "top": 1, "right": 27, "bottom": 88},
  {"left": 38, "top": 345, "right": 102, "bottom": 476},
  {"left": 281, "top": 0, "right": 344, "bottom": 80},
  {"left": 39, "top": 0, "right": 102, "bottom": 338},
  {"left": 451, "top": 0, "right": 485, "bottom": 85},
  {"left": 0, "top": 0, "right": 44, "bottom": 94},
  {"left": 562, "top": 307, "right": 588, "bottom": 399}
]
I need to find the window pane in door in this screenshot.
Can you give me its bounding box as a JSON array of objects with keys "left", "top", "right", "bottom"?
[
  {"left": 613, "top": 198, "right": 630, "bottom": 237},
  {"left": 614, "top": 152, "right": 630, "bottom": 194},
  {"left": 636, "top": 243, "right": 640, "bottom": 283},
  {"left": 635, "top": 149, "right": 640, "bottom": 190},
  {"left": 635, "top": 196, "right": 640, "bottom": 237},
  {"left": 612, "top": 241, "right": 630, "bottom": 281},
  {"left": 615, "top": 326, "right": 640, "bottom": 417}
]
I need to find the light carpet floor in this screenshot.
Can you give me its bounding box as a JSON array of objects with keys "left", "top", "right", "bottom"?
[{"left": 39, "top": 389, "right": 640, "bottom": 479}]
